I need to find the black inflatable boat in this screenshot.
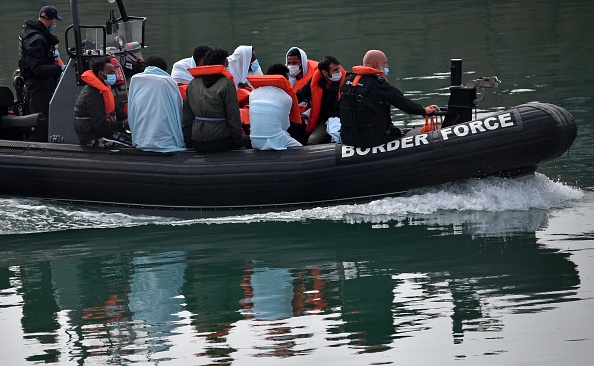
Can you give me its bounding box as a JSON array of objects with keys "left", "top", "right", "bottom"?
[{"left": 0, "top": 1, "right": 577, "bottom": 217}]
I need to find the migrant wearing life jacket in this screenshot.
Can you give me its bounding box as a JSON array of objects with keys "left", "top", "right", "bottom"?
[
  {"left": 307, "top": 65, "right": 346, "bottom": 135},
  {"left": 292, "top": 59, "right": 319, "bottom": 92},
  {"left": 80, "top": 70, "right": 117, "bottom": 121},
  {"left": 246, "top": 75, "right": 301, "bottom": 125}
]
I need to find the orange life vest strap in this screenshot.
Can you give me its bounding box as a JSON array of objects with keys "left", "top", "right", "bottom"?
[
  {"left": 81, "top": 70, "right": 116, "bottom": 120},
  {"left": 247, "top": 75, "right": 301, "bottom": 124},
  {"left": 419, "top": 105, "right": 438, "bottom": 133}
]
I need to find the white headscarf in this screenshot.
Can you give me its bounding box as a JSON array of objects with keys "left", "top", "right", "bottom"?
[
  {"left": 285, "top": 47, "right": 309, "bottom": 88},
  {"left": 227, "top": 45, "right": 262, "bottom": 88}
]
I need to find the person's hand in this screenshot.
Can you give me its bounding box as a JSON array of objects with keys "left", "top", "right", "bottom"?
[{"left": 425, "top": 106, "right": 435, "bottom": 115}]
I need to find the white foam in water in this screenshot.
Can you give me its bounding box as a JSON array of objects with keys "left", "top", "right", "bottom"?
[
  {"left": 0, "top": 173, "right": 583, "bottom": 235},
  {"left": 187, "top": 173, "right": 583, "bottom": 227},
  {"left": 0, "top": 198, "right": 171, "bottom": 235}
]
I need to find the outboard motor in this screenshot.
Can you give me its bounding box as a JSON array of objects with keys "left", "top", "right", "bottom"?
[
  {"left": 442, "top": 59, "right": 501, "bottom": 127},
  {"left": 0, "top": 86, "right": 47, "bottom": 141}
]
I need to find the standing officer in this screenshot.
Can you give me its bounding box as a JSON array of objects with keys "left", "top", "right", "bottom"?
[{"left": 18, "top": 5, "right": 65, "bottom": 118}]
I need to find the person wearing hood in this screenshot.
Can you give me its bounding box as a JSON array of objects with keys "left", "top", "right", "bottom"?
[
  {"left": 285, "top": 47, "right": 318, "bottom": 91},
  {"left": 18, "top": 5, "right": 65, "bottom": 119},
  {"left": 227, "top": 45, "right": 263, "bottom": 89},
  {"left": 127, "top": 56, "right": 185, "bottom": 153},
  {"left": 339, "top": 50, "right": 434, "bottom": 148},
  {"left": 73, "top": 57, "right": 131, "bottom": 147},
  {"left": 171, "top": 45, "right": 212, "bottom": 84}
]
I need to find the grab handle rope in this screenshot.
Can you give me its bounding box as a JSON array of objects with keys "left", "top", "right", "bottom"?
[{"left": 419, "top": 105, "right": 440, "bottom": 133}]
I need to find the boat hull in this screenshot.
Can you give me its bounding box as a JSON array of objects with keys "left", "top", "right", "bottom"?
[{"left": 0, "top": 102, "right": 576, "bottom": 216}]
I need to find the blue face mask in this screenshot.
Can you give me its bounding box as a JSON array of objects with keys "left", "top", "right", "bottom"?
[
  {"left": 379, "top": 64, "right": 389, "bottom": 77},
  {"left": 250, "top": 59, "right": 260, "bottom": 72},
  {"left": 104, "top": 74, "right": 117, "bottom": 86},
  {"left": 48, "top": 23, "right": 56, "bottom": 32}
]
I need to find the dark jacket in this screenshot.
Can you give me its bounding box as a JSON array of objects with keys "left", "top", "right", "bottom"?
[
  {"left": 18, "top": 20, "right": 62, "bottom": 81},
  {"left": 296, "top": 76, "right": 341, "bottom": 123},
  {"left": 339, "top": 73, "right": 426, "bottom": 147},
  {"left": 182, "top": 74, "right": 242, "bottom": 152},
  {"left": 73, "top": 84, "right": 127, "bottom": 142}
]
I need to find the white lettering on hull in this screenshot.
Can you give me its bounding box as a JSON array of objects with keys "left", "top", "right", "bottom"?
[{"left": 342, "top": 112, "right": 518, "bottom": 158}]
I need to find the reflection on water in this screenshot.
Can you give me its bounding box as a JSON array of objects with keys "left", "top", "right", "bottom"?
[{"left": 0, "top": 217, "right": 581, "bottom": 364}]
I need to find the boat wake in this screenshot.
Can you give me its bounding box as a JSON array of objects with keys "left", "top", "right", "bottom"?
[{"left": 0, "top": 173, "right": 583, "bottom": 236}]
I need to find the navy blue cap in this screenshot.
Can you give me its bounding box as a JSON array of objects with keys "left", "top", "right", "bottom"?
[{"left": 39, "top": 5, "right": 62, "bottom": 21}]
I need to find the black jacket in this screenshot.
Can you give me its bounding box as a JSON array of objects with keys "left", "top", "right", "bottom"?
[
  {"left": 296, "top": 77, "right": 341, "bottom": 122},
  {"left": 339, "top": 73, "right": 426, "bottom": 147},
  {"left": 18, "top": 20, "right": 62, "bottom": 81},
  {"left": 73, "top": 84, "right": 127, "bottom": 141}
]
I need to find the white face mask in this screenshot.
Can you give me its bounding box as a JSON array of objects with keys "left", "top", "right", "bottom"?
[
  {"left": 328, "top": 71, "right": 342, "bottom": 82},
  {"left": 288, "top": 65, "right": 301, "bottom": 77}
]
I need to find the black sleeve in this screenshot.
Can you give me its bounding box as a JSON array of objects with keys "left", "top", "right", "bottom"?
[
  {"left": 296, "top": 79, "right": 312, "bottom": 103},
  {"left": 376, "top": 81, "right": 426, "bottom": 116},
  {"left": 115, "top": 105, "right": 127, "bottom": 124},
  {"left": 26, "top": 37, "right": 62, "bottom": 79}
]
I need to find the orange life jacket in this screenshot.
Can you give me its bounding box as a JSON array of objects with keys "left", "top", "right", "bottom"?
[
  {"left": 80, "top": 70, "right": 116, "bottom": 120},
  {"left": 307, "top": 65, "right": 346, "bottom": 134},
  {"left": 187, "top": 65, "right": 251, "bottom": 106},
  {"left": 188, "top": 65, "right": 235, "bottom": 82},
  {"left": 292, "top": 59, "right": 319, "bottom": 92},
  {"left": 351, "top": 65, "right": 387, "bottom": 86},
  {"left": 178, "top": 83, "right": 188, "bottom": 100},
  {"left": 247, "top": 75, "right": 301, "bottom": 124}
]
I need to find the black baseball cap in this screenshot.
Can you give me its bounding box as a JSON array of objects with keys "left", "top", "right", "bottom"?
[{"left": 39, "top": 5, "right": 62, "bottom": 21}]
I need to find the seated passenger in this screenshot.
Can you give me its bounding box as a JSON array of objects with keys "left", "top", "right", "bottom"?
[
  {"left": 227, "top": 45, "right": 263, "bottom": 89},
  {"left": 296, "top": 55, "right": 346, "bottom": 145},
  {"left": 171, "top": 45, "right": 211, "bottom": 84},
  {"left": 285, "top": 47, "right": 318, "bottom": 91},
  {"left": 73, "top": 57, "right": 131, "bottom": 147},
  {"left": 285, "top": 47, "right": 319, "bottom": 143},
  {"left": 247, "top": 63, "right": 302, "bottom": 150},
  {"left": 127, "top": 56, "right": 185, "bottom": 152},
  {"left": 339, "top": 50, "right": 434, "bottom": 148},
  {"left": 182, "top": 48, "right": 243, "bottom": 152}
]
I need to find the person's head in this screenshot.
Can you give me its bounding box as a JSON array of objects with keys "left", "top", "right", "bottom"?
[
  {"left": 203, "top": 47, "right": 230, "bottom": 67},
  {"left": 318, "top": 55, "right": 342, "bottom": 83},
  {"left": 266, "top": 63, "right": 289, "bottom": 79},
  {"left": 249, "top": 47, "right": 259, "bottom": 72},
  {"left": 144, "top": 55, "right": 168, "bottom": 71},
  {"left": 91, "top": 57, "right": 116, "bottom": 86},
  {"left": 192, "top": 45, "right": 212, "bottom": 66},
  {"left": 38, "top": 5, "right": 62, "bottom": 31},
  {"left": 286, "top": 48, "right": 303, "bottom": 77},
  {"left": 363, "top": 50, "right": 389, "bottom": 76}
]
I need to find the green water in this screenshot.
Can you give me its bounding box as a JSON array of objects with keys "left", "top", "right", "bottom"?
[{"left": 1, "top": 0, "right": 594, "bottom": 365}]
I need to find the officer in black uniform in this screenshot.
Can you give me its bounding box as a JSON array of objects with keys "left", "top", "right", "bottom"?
[
  {"left": 18, "top": 5, "right": 65, "bottom": 118},
  {"left": 339, "top": 50, "right": 434, "bottom": 148}
]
